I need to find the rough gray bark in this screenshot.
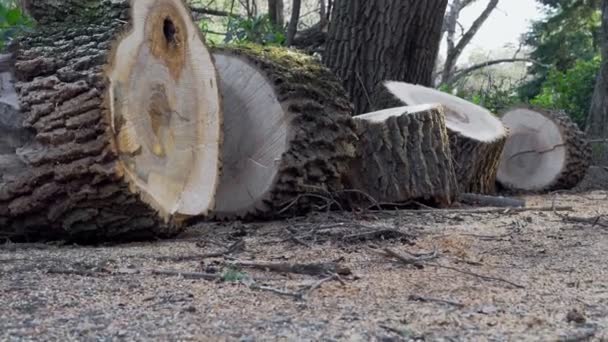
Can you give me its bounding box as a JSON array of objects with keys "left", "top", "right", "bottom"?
[
  {"left": 0, "top": 0, "right": 187, "bottom": 242},
  {"left": 268, "top": 0, "right": 284, "bottom": 27},
  {"left": 348, "top": 106, "right": 458, "bottom": 206},
  {"left": 587, "top": 0, "right": 608, "bottom": 162},
  {"left": 212, "top": 46, "right": 357, "bottom": 219},
  {"left": 285, "top": 0, "right": 302, "bottom": 46},
  {"left": 324, "top": 0, "right": 449, "bottom": 114}
]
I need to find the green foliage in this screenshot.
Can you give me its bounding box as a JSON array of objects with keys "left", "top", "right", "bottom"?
[
  {"left": 531, "top": 57, "right": 600, "bottom": 128},
  {"left": 440, "top": 79, "right": 521, "bottom": 114},
  {"left": 221, "top": 267, "right": 247, "bottom": 282},
  {"left": 0, "top": 2, "right": 31, "bottom": 50},
  {"left": 520, "top": 0, "right": 601, "bottom": 100},
  {"left": 224, "top": 14, "right": 285, "bottom": 46}
]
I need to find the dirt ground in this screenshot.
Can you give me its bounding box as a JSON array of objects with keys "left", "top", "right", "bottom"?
[{"left": 1, "top": 188, "right": 608, "bottom": 341}]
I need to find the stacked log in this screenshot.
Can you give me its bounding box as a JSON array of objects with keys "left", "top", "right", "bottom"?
[
  {"left": 347, "top": 105, "right": 458, "bottom": 206},
  {"left": 0, "top": 0, "right": 222, "bottom": 241},
  {"left": 211, "top": 46, "right": 357, "bottom": 219},
  {"left": 497, "top": 106, "right": 591, "bottom": 191},
  {"left": 381, "top": 82, "right": 508, "bottom": 194}
]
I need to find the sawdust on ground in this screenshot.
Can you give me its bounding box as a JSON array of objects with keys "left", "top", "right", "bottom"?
[{"left": 1, "top": 192, "right": 607, "bottom": 341}]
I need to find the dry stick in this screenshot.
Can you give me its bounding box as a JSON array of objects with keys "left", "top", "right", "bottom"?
[
  {"left": 303, "top": 274, "right": 338, "bottom": 298},
  {"left": 379, "top": 248, "right": 525, "bottom": 289},
  {"left": 459, "top": 193, "right": 525, "bottom": 208},
  {"left": 408, "top": 294, "right": 465, "bottom": 308},
  {"left": 427, "top": 262, "right": 525, "bottom": 289},
  {"left": 397, "top": 206, "right": 573, "bottom": 214},
  {"left": 151, "top": 270, "right": 221, "bottom": 281},
  {"left": 228, "top": 259, "right": 352, "bottom": 276}
]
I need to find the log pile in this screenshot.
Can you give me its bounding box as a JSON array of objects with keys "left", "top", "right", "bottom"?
[
  {"left": 0, "top": 0, "right": 222, "bottom": 241},
  {"left": 0, "top": 1, "right": 594, "bottom": 242},
  {"left": 497, "top": 106, "right": 591, "bottom": 191},
  {"left": 211, "top": 46, "right": 356, "bottom": 219},
  {"left": 381, "top": 82, "right": 508, "bottom": 194},
  {"left": 347, "top": 105, "right": 458, "bottom": 206}
]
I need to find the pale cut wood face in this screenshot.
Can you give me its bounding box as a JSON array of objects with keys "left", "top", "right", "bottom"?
[
  {"left": 212, "top": 54, "right": 289, "bottom": 215},
  {"left": 107, "top": 0, "right": 221, "bottom": 219},
  {"left": 384, "top": 81, "right": 506, "bottom": 142},
  {"left": 498, "top": 108, "right": 566, "bottom": 190}
]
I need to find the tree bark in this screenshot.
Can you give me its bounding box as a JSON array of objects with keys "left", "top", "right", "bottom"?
[
  {"left": 499, "top": 107, "right": 591, "bottom": 191},
  {"left": 348, "top": 105, "right": 458, "bottom": 206},
  {"left": 285, "top": 0, "right": 302, "bottom": 46},
  {"left": 324, "top": 0, "right": 449, "bottom": 115},
  {"left": 211, "top": 46, "right": 356, "bottom": 219},
  {"left": 268, "top": 0, "right": 284, "bottom": 27},
  {"left": 1, "top": 0, "right": 222, "bottom": 242},
  {"left": 587, "top": 0, "right": 608, "bottom": 163}
]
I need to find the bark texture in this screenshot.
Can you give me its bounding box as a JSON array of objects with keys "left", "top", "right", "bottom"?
[
  {"left": 348, "top": 106, "right": 458, "bottom": 206},
  {"left": 376, "top": 83, "right": 507, "bottom": 194},
  {"left": 499, "top": 107, "right": 591, "bottom": 192},
  {"left": 212, "top": 45, "right": 357, "bottom": 219},
  {"left": 0, "top": 1, "right": 184, "bottom": 242},
  {"left": 324, "top": 0, "right": 448, "bottom": 114},
  {"left": 587, "top": 0, "right": 608, "bottom": 163},
  {"left": 450, "top": 132, "right": 506, "bottom": 194}
]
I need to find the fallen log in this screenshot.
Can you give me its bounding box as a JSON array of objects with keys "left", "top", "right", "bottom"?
[
  {"left": 0, "top": 0, "right": 222, "bottom": 241},
  {"left": 211, "top": 45, "right": 357, "bottom": 219},
  {"left": 497, "top": 106, "right": 591, "bottom": 191},
  {"left": 381, "top": 82, "right": 508, "bottom": 194},
  {"left": 348, "top": 105, "right": 459, "bottom": 206}
]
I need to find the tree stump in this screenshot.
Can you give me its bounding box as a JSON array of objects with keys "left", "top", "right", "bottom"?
[
  {"left": 348, "top": 105, "right": 459, "bottom": 206},
  {"left": 497, "top": 106, "right": 591, "bottom": 191},
  {"left": 0, "top": 0, "right": 222, "bottom": 241},
  {"left": 211, "top": 46, "right": 357, "bottom": 219},
  {"left": 382, "top": 82, "right": 508, "bottom": 194}
]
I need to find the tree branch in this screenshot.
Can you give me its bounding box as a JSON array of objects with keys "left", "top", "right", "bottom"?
[{"left": 445, "top": 58, "right": 549, "bottom": 85}]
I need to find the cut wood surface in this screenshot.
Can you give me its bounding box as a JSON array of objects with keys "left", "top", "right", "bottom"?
[
  {"left": 348, "top": 105, "right": 458, "bottom": 206},
  {"left": 382, "top": 82, "right": 508, "bottom": 194},
  {"left": 0, "top": 0, "right": 222, "bottom": 241},
  {"left": 211, "top": 46, "right": 356, "bottom": 219},
  {"left": 497, "top": 106, "right": 591, "bottom": 191}
]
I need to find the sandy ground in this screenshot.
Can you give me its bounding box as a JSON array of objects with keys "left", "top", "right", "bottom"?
[{"left": 1, "top": 190, "right": 607, "bottom": 341}]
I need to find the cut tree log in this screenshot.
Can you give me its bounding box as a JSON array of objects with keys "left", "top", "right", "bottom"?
[
  {"left": 381, "top": 82, "right": 508, "bottom": 194},
  {"left": 211, "top": 45, "right": 357, "bottom": 219},
  {"left": 0, "top": 0, "right": 222, "bottom": 241},
  {"left": 497, "top": 106, "right": 591, "bottom": 191},
  {"left": 348, "top": 105, "right": 459, "bottom": 206}
]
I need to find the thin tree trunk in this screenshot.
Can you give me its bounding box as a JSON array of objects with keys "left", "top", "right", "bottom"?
[
  {"left": 324, "top": 0, "right": 449, "bottom": 115},
  {"left": 268, "top": 0, "right": 284, "bottom": 27},
  {"left": 441, "top": 0, "right": 500, "bottom": 85},
  {"left": 587, "top": 0, "right": 608, "bottom": 155},
  {"left": 286, "top": 0, "right": 302, "bottom": 46}
]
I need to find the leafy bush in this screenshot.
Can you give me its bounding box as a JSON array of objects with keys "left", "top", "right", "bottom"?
[
  {"left": 530, "top": 57, "right": 600, "bottom": 128},
  {"left": 224, "top": 14, "right": 285, "bottom": 46},
  {"left": 439, "top": 83, "right": 520, "bottom": 115},
  {"left": 0, "top": 2, "right": 31, "bottom": 50}
]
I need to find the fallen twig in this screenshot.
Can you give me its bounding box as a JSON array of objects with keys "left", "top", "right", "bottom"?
[
  {"left": 408, "top": 294, "right": 465, "bottom": 308},
  {"left": 228, "top": 259, "right": 352, "bottom": 276},
  {"left": 151, "top": 269, "right": 221, "bottom": 281},
  {"left": 428, "top": 263, "right": 525, "bottom": 289},
  {"left": 398, "top": 206, "right": 573, "bottom": 214},
  {"left": 459, "top": 193, "right": 525, "bottom": 208}
]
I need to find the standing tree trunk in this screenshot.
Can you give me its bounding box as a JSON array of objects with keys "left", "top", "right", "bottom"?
[
  {"left": 285, "top": 0, "right": 302, "bottom": 46},
  {"left": 1, "top": 0, "right": 222, "bottom": 242},
  {"left": 268, "top": 0, "right": 284, "bottom": 27},
  {"left": 587, "top": 0, "right": 608, "bottom": 163},
  {"left": 324, "top": 0, "right": 449, "bottom": 114}
]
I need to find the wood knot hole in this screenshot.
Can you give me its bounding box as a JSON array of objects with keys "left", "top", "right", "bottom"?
[{"left": 163, "top": 18, "right": 177, "bottom": 46}]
